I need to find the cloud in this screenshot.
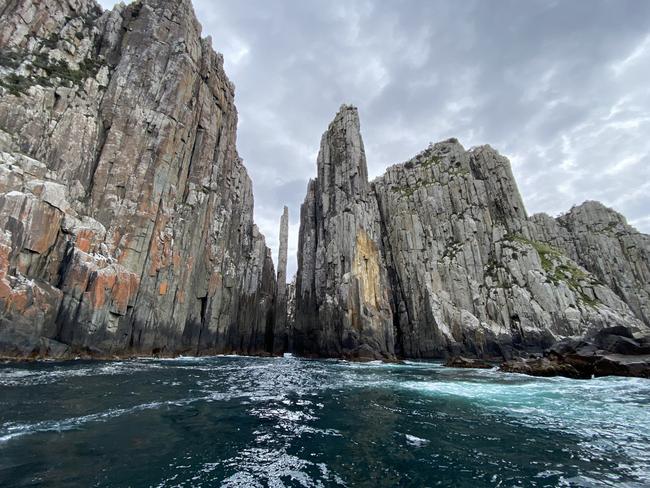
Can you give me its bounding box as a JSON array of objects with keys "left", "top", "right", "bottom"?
[{"left": 98, "top": 0, "right": 650, "bottom": 278}]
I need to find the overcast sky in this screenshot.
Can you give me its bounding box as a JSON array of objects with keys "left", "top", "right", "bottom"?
[{"left": 99, "top": 0, "right": 650, "bottom": 277}]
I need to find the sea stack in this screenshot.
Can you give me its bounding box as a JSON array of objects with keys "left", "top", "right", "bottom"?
[{"left": 273, "top": 206, "right": 289, "bottom": 353}]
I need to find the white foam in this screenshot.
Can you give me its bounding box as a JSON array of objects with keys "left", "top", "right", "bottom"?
[{"left": 405, "top": 434, "right": 430, "bottom": 447}]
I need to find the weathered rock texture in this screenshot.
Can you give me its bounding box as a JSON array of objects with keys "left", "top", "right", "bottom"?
[
  {"left": 294, "top": 106, "right": 394, "bottom": 360},
  {"left": 0, "top": 0, "right": 277, "bottom": 358},
  {"left": 530, "top": 202, "right": 650, "bottom": 326},
  {"left": 295, "top": 106, "right": 650, "bottom": 360},
  {"left": 1, "top": 0, "right": 648, "bottom": 363}
]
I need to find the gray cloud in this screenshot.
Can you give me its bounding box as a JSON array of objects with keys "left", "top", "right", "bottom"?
[{"left": 99, "top": 0, "right": 650, "bottom": 277}]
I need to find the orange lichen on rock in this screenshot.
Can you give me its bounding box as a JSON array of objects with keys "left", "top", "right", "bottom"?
[
  {"left": 0, "top": 235, "right": 11, "bottom": 283},
  {"left": 172, "top": 251, "right": 181, "bottom": 270},
  {"left": 87, "top": 266, "right": 140, "bottom": 316},
  {"left": 74, "top": 229, "right": 98, "bottom": 253},
  {"left": 147, "top": 211, "right": 173, "bottom": 277},
  {"left": 352, "top": 228, "right": 383, "bottom": 310}
]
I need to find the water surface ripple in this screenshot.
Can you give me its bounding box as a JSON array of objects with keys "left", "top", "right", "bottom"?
[{"left": 0, "top": 356, "right": 648, "bottom": 487}]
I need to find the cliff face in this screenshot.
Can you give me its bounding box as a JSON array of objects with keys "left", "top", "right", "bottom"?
[
  {"left": 295, "top": 106, "right": 649, "bottom": 359},
  {"left": 294, "top": 106, "right": 394, "bottom": 360},
  {"left": 0, "top": 0, "right": 277, "bottom": 358}
]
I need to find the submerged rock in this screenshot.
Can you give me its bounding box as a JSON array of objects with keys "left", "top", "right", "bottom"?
[
  {"left": 500, "top": 357, "right": 588, "bottom": 379},
  {"left": 500, "top": 327, "right": 650, "bottom": 379},
  {"left": 444, "top": 356, "right": 494, "bottom": 369}
]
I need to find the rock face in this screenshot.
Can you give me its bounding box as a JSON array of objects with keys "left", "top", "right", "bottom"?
[
  {"left": 294, "top": 106, "right": 394, "bottom": 360},
  {"left": 530, "top": 202, "right": 650, "bottom": 326},
  {"left": 1, "top": 1, "right": 648, "bottom": 364},
  {"left": 0, "top": 0, "right": 276, "bottom": 358},
  {"left": 295, "top": 106, "right": 650, "bottom": 360}
]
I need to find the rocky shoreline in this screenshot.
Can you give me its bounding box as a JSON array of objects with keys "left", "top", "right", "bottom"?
[
  {"left": 446, "top": 326, "right": 650, "bottom": 379},
  {"left": 500, "top": 326, "right": 650, "bottom": 379}
]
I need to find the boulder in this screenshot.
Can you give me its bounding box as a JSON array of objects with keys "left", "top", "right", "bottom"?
[
  {"left": 444, "top": 356, "right": 494, "bottom": 369},
  {"left": 500, "top": 357, "right": 588, "bottom": 380},
  {"left": 499, "top": 332, "right": 650, "bottom": 379}
]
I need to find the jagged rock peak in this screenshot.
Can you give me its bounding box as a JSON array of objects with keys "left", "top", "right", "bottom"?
[
  {"left": 294, "top": 105, "right": 395, "bottom": 360},
  {"left": 531, "top": 200, "right": 650, "bottom": 326},
  {"left": 277, "top": 206, "right": 289, "bottom": 287},
  {"left": 317, "top": 104, "right": 370, "bottom": 201},
  {"left": 273, "top": 206, "right": 290, "bottom": 354}
]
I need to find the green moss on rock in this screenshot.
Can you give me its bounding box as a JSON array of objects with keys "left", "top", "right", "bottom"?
[
  {"left": 505, "top": 233, "right": 600, "bottom": 307},
  {"left": 0, "top": 48, "right": 105, "bottom": 97}
]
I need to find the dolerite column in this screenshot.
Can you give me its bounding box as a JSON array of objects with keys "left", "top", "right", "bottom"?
[
  {"left": 294, "top": 105, "right": 395, "bottom": 360},
  {"left": 273, "top": 206, "right": 289, "bottom": 354}
]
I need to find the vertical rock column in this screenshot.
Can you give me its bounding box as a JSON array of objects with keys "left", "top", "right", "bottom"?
[
  {"left": 273, "top": 206, "right": 289, "bottom": 353},
  {"left": 294, "top": 105, "right": 395, "bottom": 360}
]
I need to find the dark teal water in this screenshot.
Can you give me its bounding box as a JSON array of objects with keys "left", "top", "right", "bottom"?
[{"left": 0, "top": 356, "right": 649, "bottom": 487}]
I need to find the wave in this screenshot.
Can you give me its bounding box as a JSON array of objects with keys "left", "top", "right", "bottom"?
[
  {"left": 0, "top": 361, "right": 166, "bottom": 386},
  {"left": 0, "top": 395, "right": 217, "bottom": 444}
]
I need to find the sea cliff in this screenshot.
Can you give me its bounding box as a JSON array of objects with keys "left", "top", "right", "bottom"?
[
  {"left": 294, "top": 106, "right": 650, "bottom": 361},
  {"left": 0, "top": 0, "right": 276, "bottom": 358}
]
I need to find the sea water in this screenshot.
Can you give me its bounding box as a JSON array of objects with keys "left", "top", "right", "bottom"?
[{"left": 0, "top": 356, "right": 649, "bottom": 487}]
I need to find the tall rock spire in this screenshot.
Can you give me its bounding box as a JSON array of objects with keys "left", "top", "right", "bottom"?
[
  {"left": 277, "top": 206, "right": 289, "bottom": 294},
  {"left": 273, "top": 206, "right": 289, "bottom": 353},
  {"left": 294, "top": 105, "right": 395, "bottom": 360}
]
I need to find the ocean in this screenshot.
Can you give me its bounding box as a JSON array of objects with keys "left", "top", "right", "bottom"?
[{"left": 1, "top": 355, "right": 649, "bottom": 487}]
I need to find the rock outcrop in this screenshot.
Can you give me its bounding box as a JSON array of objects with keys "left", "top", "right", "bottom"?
[
  {"left": 0, "top": 0, "right": 277, "bottom": 359},
  {"left": 530, "top": 202, "right": 650, "bottom": 326},
  {"left": 295, "top": 106, "right": 650, "bottom": 360},
  {"left": 294, "top": 106, "right": 394, "bottom": 360},
  {"left": 500, "top": 326, "right": 650, "bottom": 379},
  {"left": 444, "top": 356, "right": 494, "bottom": 369}
]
